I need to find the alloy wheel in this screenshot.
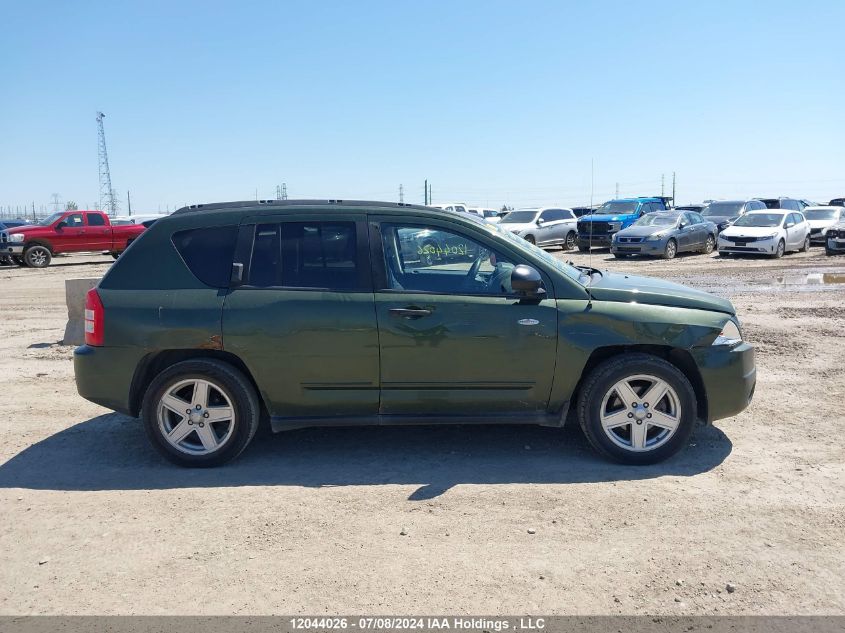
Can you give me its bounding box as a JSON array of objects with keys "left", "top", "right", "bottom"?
[
  {"left": 704, "top": 235, "right": 715, "bottom": 254},
  {"left": 599, "top": 374, "right": 682, "bottom": 452},
  {"left": 157, "top": 378, "right": 236, "bottom": 455}
]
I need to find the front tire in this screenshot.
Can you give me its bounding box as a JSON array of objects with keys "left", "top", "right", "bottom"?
[
  {"left": 578, "top": 245, "right": 590, "bottom": 253},
  {"left": 800, "top": 235, "right": 810, "bottom": 252},
  {"left": 141, "top": 359, "right": 261, "bottom": 467},
  {"left": 662, "top": 239, "right": 677, "bottom": 260},
  {"left": 772, "top": 239, "right": 785, "bottom": 259},
  {"left": 576, "top": 354, "right": 697, "bottom": 465},
  {"left": 565, "top": 231, "right": 577, "bottom": 250},
  {"left": 523, "top": 235, "right": 536, "bottom": 245},
  {"left": 24, "top": 245, "right": 51, "bottom": 268},
  {"left": 702, "top": 234, "right": 716, "bottom": 254}
]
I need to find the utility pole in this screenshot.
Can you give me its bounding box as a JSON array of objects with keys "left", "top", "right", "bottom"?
[
  {"left": 615, "top": 182, "right": 619, "bottom": 199},
  {"left": 672, "top": 172, "right": 676, "bottom": 205},
  {"left": 127, "top": 190, "right": 132, "bottom": 216},
  {"left": 428, "top": 182, "right": 432, "bottom": 205},
  {"left": 424, "top": 179, "right": 428, "bottom": 205},
  {"left": 96, "top": 112, "right": 118, "bottom": 216},
  {"left": 399, "top": 184, "right": 404, "bottom": 203},
  {"left": 661, "top": 173, "right": 665, "bottom": 197}
]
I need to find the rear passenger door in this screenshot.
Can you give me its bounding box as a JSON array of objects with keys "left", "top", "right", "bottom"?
[
  {"left": 688, "top": 212, "right": 708, "bottom": 249},
  {"left": 535, "top": 209, "right": 570, "bottom": 245},
  {"left": 222, "top": 214, "right": 380, "bottom": 421},
  {"left": 85, "top": 213, "right": 113, "bottom": 251}
]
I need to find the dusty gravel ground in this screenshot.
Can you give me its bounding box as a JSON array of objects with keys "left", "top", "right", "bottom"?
[{"left": 1, "top": 248, "right": 844, "bottom": 615}]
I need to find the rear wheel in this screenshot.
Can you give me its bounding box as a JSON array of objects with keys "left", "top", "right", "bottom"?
[
  {"left": 702, "top": 234, "right": 716, "bottom": 254},
  {"left": 662, "top": 239, "right": 677, "bottom": 260},
  {"left": 142, "top": 359, "right": 261, "bottom": 467},
  {"left": 800, "top": 235, "right": 810, "bottom": 252},
  {"left": 524, "top": 235, "right": 536, "bottom": 245},
  {"left": 564, "top": 231, "right": 577, "bottom": 250},
  {"left": 24, "top": 245, "right": 51, "bottom": 268},
  {"left": 576, "top": 354, "right": 697, "bottom": 465}
]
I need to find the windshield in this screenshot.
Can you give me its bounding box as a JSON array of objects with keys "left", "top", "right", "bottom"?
[
  {"left": 500, "top": 210, "right": 538, "bottom": 224},
  {"left": 594, "top": 201, "right": 639, "bottom": 215},
  {"left": 491, "top": 224, "right": 586, "bottom": 284},
  {"left": 635, "top": 214, "right": 678, "bottom": 227},
  {"left": 702, "top": 202, "right": 743, "bottom": 217},
  {"left": 732, "top": 213, "right": 784, "bottom": 228},
  {"left": 804, "top": 209, "right": 839, "bottom": 221},
  {"left": 37, "top": 212, "right": 64, "bottom": 226}
]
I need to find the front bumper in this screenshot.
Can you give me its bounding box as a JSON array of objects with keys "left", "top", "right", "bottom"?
[
  {"left": 717, "top": 237, "right": 777, "bottom": 255},
  {"left": 692, "top": 342, "right": 756, "bottom": 423},
  {"left": 826, "top": 237, "right": 845, "bottom": 254},
  {"left": 578, "top": 233, "right": 614, "bottom": 247},
  {"left": 1, "top": 243, "right": 24, "bottom": 256},
  {"left": 611, "top": 240, "right": 666, "bottom": 256},
  {"left": 74, "top": 344, "right": 147, "bottom": 416}
]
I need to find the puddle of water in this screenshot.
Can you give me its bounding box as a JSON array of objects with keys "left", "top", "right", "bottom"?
[{"left": 768, "top": 273, "right": 845, "bottom": 286}]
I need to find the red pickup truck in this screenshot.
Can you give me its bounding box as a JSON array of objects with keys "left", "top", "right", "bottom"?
[{"left": 0, "top": 210, "right": 146, "bottom": 268}]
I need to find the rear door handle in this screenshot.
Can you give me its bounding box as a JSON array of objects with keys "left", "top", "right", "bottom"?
[{"left": 389, "top": 307, "right": 432, "bottom": 319}]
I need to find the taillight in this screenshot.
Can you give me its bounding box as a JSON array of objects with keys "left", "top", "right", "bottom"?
[{"left": 84, "top": 288, "right": 104, "bottom": 346}]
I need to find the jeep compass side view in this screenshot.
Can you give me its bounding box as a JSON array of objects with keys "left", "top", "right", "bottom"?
[{"left": 74, "top": 200, "right": 756, "bottom": 467}]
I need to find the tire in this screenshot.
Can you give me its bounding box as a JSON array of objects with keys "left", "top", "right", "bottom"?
[
  {"left": 13, "top": 255, "right": 25, "bottom": 266},
  {"left": 826, "top": 248, "right": 835, "bottom": 256},
  {"left": 800, "top": 235, "right": 810, "bottom": 252},
  {"left": 24, "top": 245, "right": 51, "bottom": 268},
  {"left": 772, "top": 239, "right": 785, "bottom": 259},
  {"left": 578, "top": 245, "right": 590, "bottom": 253},
  {"left": 141, "top": 359, "right": 261, "bottom": 467},
  {"left": 576, "top": 353, "right": 697, "bottom": 465},
  {"left": 613, "top": 253, "right": 628, "bottom": 259},
  {"left": 565, "top": 231, "right": 577, "bottom": 250},
  {"left": 524, "top": 235, "right": 536, "bottom": 245},
  {"left": 702, "top": 234, "right": 716, "bottom": 254},
  {"left": 111, "top": 252, "right": 121, "bottom": 260},
  {"left": 662, "top": 239, "right": 677, "bottom": 260}
]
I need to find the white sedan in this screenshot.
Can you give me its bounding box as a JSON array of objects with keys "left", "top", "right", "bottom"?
[
  {"left": 803, "top": 206, "right": 845, "bottom": 244},
  {"left": 717, "top": 210, "right": 811, "bottom": 258}
]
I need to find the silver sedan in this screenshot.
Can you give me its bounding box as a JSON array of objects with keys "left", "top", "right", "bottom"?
[{"left": 611, "top": 211, "right": 717, "bottom": 259}]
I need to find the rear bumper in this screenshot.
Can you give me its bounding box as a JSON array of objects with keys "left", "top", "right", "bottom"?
[
  {"left": 74, "top": 345, "right": 146, "bottom": 416},
  {"left": 692, "top": 342, "right": 756, "bottom": 423}
]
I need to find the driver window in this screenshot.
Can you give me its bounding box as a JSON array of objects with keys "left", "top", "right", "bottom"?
[
  {"left": 380, "top": 224, "right": 517, "bottom": 296},
  {"left": 64, "top": 214, "right": 84, "bottom": 227}
]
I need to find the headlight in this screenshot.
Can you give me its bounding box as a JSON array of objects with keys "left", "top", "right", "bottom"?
[
  {"left": 713, "top": 319, "right": 743, "bottom": 346},
  {"left": 9, "top": 233, "right": 25, "bottom": 243},
  {"left": 609, "top": 222, "right": 623, "bottom": 231},
  {"left": 764, "top": 233, "right": 778, "bottom": 239},
  {"left": 645, "top": 233, "right": 665, "bottom": 241}
]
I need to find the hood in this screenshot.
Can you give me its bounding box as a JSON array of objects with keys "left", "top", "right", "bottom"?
[
  {"left": 615, "top": 224, "right": 675, "bottom": 238},
  {"left": 720, "top": 225, "right": 779, "bottom": 237},
  {"left": 6, "top": 224, "right": 39, "bottom": 234},
  {"left": 588, "top": 271, "right": 735, "bottom": 315},
  {"left": 500, "top": 222, "right": 535, "bottom": 232},
  {"left": 807, "top": 219, "right": 837, "bottom": 229},
  {"left": 702, "top": 214, "right": 736, "bottom": 224},
  {"left": 582, "top": 213, "right": 633, "bottom": 222}
]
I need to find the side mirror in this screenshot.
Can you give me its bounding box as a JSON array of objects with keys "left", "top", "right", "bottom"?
[
  {"left": 536, "top": 218, "right": 545, "bottom": 225},
  {"left": 785, "top": 222, "right": 795, "bottom": 228},
  {"left": 55, "top": 221, "right": 66, "bottom": 230},
  {"left": 679, "top": 221, "right": 688, "bottom": 229},
  {"left": 510, "top": 265, "right": 546, "bottom": 301}
]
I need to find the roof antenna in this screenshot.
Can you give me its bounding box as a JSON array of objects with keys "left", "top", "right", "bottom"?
[{"left": 586, "top": 158, "right": 595, "bottom": 307}]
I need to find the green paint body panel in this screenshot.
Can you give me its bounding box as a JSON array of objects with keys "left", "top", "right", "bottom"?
[{"left": 73, "top": 201, "right": 756, "bottom": 429}]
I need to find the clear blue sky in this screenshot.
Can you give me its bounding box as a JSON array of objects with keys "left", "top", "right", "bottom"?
[{"left": 2, "top": 0, "right": 843, "bottom": 214}]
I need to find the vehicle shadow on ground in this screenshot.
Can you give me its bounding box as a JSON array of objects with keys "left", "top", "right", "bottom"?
[{"left": 0, "top": 413, "right": 732, "bottom": 499}]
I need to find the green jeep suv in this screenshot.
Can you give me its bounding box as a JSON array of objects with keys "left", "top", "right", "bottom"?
[{"left": 73, "top": 200, "right": 756, "bottom": 467}]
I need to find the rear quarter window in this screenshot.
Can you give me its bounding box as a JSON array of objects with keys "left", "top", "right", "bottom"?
[{"left": 172, "top": 226, "right": 238, "bottom": 288}]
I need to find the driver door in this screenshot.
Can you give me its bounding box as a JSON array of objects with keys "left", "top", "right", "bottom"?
[
  {"left": 371, "top": 218, "right": 558, "bottom": 416},
  {"left": 51, "top": 213, "right": 87, "bottom": 252}
]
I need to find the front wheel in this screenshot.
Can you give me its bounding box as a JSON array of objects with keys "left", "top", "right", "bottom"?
[
  {"left": 24, "top": 245, "right": 52, "bottom": 268},
  {"left": 141, "top": 359, "right": 261, "bottom": 467},
  {"left": 576, "top": 354, "right": 697, "bottom": 465},
  {"left": 578, "top": 245, "right": 590, "bottom": 253},
  {"left": 702, "top": 234, "right": 716, "bottom": 254},
  {"left": 523, "top": 235, "right": 536, "bottom": 245},
  {"left": 662, "top": 239, "right": 677, "bottom": 260},
  {"left": 564, "top": 231, "right": 577, "bottom": 250},
  {"left": 772, "top": 239, "right": 785, "bottom": 259}
]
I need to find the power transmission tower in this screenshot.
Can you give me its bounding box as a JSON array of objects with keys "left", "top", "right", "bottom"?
[
  {"left": 50, "top": 193, "right": 62, "bottom": 213},
  {"left": 672, "top": 172, "right": 676, "bottom": 205},
  {"left": 399, "top": 184, "right": 404, "bottom": 203},
  {"left": 96, "top": 112, "right": 118, "bottom": 215},
  {"left": 276, "top": 183, "right": 288, "bottom": 200}
]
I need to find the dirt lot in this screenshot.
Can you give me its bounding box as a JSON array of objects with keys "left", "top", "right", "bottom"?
[{"left": 1, "top": 249, "right": 844, "bottom": 615}]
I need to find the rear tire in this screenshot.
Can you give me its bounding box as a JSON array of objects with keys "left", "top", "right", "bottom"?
[
  {"left": 576, "top": 353, "right": 697, "bottom": 465},
  {"left": 141, "top": 359, "right": 261, "bottom": 467},
  {"left": 524, "top": 235, "right": 536, "bottom": 245},
  {"left": 24, "top": 245, "right": 51, "bottom": 268}
]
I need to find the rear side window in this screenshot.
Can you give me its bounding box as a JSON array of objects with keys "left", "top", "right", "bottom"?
[
  {"left": 247, "top": 221, "right": 361, "bottom": 290},
  {"left": 172, "top": 226, "right": 238, "bottom": 287},
  {"left": 87, "top": 213, "right": 105, "bottom": 226}
]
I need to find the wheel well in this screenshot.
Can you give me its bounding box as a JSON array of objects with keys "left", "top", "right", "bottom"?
[
  {"left": 24, "top": 240, "right": 53, "bottom": 254},
  {"left": 569, "top": 345, "right": 708, "bottom": 422},
  {"left": 129, "top": 349, "right": 266, "bottom": 418}
]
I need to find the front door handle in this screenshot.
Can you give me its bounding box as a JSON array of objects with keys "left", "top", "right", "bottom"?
[{"left": 389, "top": 307, "right": 432, "bottom": 319}]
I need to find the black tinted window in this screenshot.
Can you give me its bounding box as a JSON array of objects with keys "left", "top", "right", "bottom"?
[
  {"left": 172, "top": 226, "right": 238, "bottom": 288},
  {"left": 249, "top": 224, "right": 281, "bottom": 287},
  {"left": 87, "top": 213, "right": 105, "bottom": 226},
  {"left": 540, "top": 209, "right": 565, "bottom": 222},
  {"left": 281, "top": 222, "right": 359, "bottom": 289}
]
